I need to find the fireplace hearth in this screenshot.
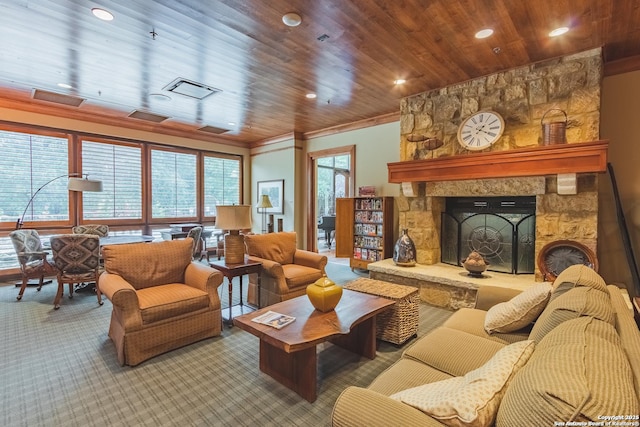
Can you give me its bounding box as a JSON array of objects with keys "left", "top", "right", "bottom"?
[{"left": 441, "top": 196, "right": 536, "bottom": 274}]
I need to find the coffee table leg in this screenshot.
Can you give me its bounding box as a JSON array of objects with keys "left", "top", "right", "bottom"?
[
  {"left": 330, "top": 316, "right": 377, "bottom": 359},
  {"left": 259, "top": 340, "right": 317, "bottom": 402}
]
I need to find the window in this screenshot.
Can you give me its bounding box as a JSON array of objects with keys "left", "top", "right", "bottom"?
[
  {"left": 203, "top": 155, "right": 240, "bottom": 216},
  {"left": 81, "top": 140, "right": 143, "bottom": 220},
  {"left": 151, "top": 148, "right": 197, "bottom": 218},
  {"left": 0, "top": 129, "right": 70, "bottom": 225}
]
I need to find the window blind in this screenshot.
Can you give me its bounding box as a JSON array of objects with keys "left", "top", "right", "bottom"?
[
  {"left": 81, "top": 140, "right": 142, "bottom": 219},
  {"left": 203, "top": 155, "right": 240, "bottom": 216},
  {"left": 151, "top": 149, "right": 197, "bottom": 218},
  {"left": 0, "top": 129, "right": 69, "bottom": 223}
]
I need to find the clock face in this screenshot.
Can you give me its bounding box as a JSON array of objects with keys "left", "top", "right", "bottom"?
[{"left": 457, "top": 111, "right": 505, "bottom": 151}]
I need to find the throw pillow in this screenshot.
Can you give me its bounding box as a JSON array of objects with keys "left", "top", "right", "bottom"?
[
  {"left": 484, "top": 283, "right": 552, "bottom": 334},
  {"left": 390, "top": 340, "right": 535, "bottom": 427}
]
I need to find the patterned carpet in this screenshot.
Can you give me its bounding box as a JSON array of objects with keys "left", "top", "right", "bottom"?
[{"left": 0, "top": 261, "right": 452, "bottom": 427}]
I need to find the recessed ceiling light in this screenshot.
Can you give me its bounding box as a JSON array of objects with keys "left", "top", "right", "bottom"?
[
  {"left": 92, "top": 8, "right": 114, "bottom": 21},
  {"left": 228, "top": 122, "right": 236, "bottom": 126},
  {"left": 394, "top": 79, "right": 406, "bottom": 85},
  {"left": 57, "top": 83, "right": 73, "bottom": 89},
  {"left": 282, "top": 12, "right": 302, "bottom": 27},
  {"left": 475, "top": 28, "right": 494, "bottom": 39},
  {"left": 549, "top": 26, "right": 569, "bottom": 37},
  {"left": 305, "top": 93, "right": 317, "bottom": 99}
]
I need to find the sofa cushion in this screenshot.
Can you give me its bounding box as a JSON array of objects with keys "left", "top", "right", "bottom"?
[
  {"left": 484, "top": 283, "right": 552, "bottom": 333},
  {"left": 103, "top": 239, "right": 192, "bottom": 290},
  {"left": 244, "top": 232, "right": 296, "bottom": 265},
  {"left": 497, "top": 317, "right": 639, "bottom": 426},
  {"left": 551, "top": 263, "right": 607, "bottom": 295},
  {"left": 136, "top": 283, "right": 211, "bottom": 324},
  {"left": 369, "top": 358, "right": 454, "bottom": 396},
  {"left": 391, "top": 340, "right": 535, "bottom": 427},
  {"left": 404, "top": 327, "right": 506, "bottom": 377},
  {"left": 529, "top": 286, "right": 614, "bottom": 343},
  {"left": 283, "top": 264, "right": 324, "bottom": 289},
  {"left": 444, "top": 308, "right": 531, "bottom": 344}
]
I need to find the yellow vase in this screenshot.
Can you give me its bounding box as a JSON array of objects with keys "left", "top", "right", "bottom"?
[{"left": 306, "top": 275, "right": 343, "bottom": 312}]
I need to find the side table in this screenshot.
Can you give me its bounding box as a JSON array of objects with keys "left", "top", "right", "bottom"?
[
  {"left": 209, "top": 258, "right": 262, "bottom": 327},
  {"left": 344, "top": 278, "right": 420, "bottom": 345}
]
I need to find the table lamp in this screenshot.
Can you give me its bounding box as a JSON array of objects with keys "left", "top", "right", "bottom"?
[
  {"left": 257, "top": 194, "right": 272, "bottom": 234},
  {"left": 215, "top": 205, "right": 252, "bottom": 264}
]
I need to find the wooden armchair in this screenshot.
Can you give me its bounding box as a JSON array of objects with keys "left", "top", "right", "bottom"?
[
  {"left": 9, "top": 229, "right": 54, "bottom": 301},
  {"left": 244, "top": 231, "right": 327, "bottom": 307},
  {"left": 49, "top": 234, "right": 103, "bottom": 309},
  {"left": 98, "top": 239, "right": 224, "bottom": 366}
]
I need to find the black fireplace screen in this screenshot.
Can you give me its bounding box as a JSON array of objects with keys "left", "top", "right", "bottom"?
[{"left": 441, "top": 197, "right": 536, "bottom": 274}]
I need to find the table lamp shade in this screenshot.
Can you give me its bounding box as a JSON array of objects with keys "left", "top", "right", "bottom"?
[
  {"left": 257, "top": 194, "right": 272, "bottom": 209},
  {"left": 215, "top": 205, "right": 252, "bottom": 264}
]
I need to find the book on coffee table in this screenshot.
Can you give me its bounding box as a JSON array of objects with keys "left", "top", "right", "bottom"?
[{"left": 251, "top": 310, "right": 296, "bottom": 329}]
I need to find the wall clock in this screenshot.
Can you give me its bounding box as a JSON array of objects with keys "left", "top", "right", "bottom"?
[{"left": 457, "top": 111, "right": 505, "bottom": 151}]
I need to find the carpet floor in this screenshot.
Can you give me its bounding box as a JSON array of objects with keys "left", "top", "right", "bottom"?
[{"left": 0, "top": 261, "right": 452, "bottom": 427}]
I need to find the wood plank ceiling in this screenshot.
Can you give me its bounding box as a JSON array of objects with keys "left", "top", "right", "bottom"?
[{"left": 0, "top": 0, "right": 639, "bottom": 147}]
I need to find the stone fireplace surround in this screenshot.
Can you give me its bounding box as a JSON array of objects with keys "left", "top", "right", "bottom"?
[{"left": 369, "top": 170, "right": 600, "bottom": 309}]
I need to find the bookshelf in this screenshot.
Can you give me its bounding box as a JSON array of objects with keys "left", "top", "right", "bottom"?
[{"left": 335, "top": 196, "right": 395, "bottom": 270}]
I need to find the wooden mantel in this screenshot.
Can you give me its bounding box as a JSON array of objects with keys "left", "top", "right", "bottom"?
[{"left": 388, "top": 140, "right": 609, "bottom": 183}]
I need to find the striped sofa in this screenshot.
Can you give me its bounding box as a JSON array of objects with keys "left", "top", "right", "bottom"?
[
  {"left": 332, "top": 265, "right": 640, "bottom": 426},
  {"left": 98, "top": 238, "right": 224, "bottom": 366}
]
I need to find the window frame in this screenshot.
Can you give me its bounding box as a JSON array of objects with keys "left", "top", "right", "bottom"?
[{"left": 78, "top": 136, "right": 145, "bottom": 227}]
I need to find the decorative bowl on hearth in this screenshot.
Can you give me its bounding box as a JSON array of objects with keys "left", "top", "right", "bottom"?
[{"left": 462, "top": 251, "right": 489, "bottom": 277}]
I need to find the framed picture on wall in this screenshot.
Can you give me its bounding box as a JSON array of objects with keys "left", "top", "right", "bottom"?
[{"left": 257, "top": 179, "right": 284, "bottom": 214}]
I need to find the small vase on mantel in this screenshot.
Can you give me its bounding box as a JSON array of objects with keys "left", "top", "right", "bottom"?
[{"left": 393, "top": 229, "right": 416, "bottom": 267}]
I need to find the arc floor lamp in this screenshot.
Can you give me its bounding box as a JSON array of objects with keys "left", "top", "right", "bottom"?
[{"left": 16, "top": 173, "right": 103, "bottom": 230}]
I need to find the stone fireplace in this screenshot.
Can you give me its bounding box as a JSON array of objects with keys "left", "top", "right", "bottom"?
[
  {"left": 372, "top": 48, "right": 607, "bottom": 308},
  {"left": 395, "top": 172, "right": 599, "bottom": 282}
]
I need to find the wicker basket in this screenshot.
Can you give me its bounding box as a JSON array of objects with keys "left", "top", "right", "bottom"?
[{"left": 344, "top": 278, "right": 419, "bottom": 345}]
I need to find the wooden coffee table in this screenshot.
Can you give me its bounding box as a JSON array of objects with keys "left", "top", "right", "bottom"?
[{"left": 233, "top": 289, "right": 395, "bottom": 402}]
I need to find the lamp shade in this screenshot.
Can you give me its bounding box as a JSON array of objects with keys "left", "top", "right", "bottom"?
[
  {"left": 67, "top": 177, "right": 103, "bottom": 192},
  {"left": 257, "top": 194, "right": 272, "bottom": 209},
  {"left": 215, "top": 205, "right": 252, "bottom": 230}
]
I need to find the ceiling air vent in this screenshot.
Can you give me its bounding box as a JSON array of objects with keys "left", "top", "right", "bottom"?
[
  {"left": 163, "top": 78, "right": 221, "bottom": 100},
  {"left": 128, "top": 110, "right": 169, "bottom": 123},
  {"left": 32, "top": 89, "right": 85, "bottom": 107},
  {"left": 198, "top": 125, "right": 230, "bottom": 134}
]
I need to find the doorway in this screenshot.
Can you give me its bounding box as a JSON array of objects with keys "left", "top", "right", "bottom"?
[{"left": 307, "top": 145, "right": 355, "bottom": 258}]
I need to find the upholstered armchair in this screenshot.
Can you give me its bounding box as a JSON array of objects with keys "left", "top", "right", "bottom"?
[
  {"left": 49, "top": 234, "right": 103, "bottom": 309},
  {"left": 244, "top": 231, "right": 327, "bottom": 307},
  {"left": 98, "top": 239, "right": 224, "bottom": 366},
  {"left": 9, "top": 229, "right": 55, "bottom": 301}
]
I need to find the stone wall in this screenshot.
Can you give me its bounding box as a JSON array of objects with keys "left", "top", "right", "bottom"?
[
  {"left": 396, "top": 48, "right": 603, "bottom": 281},
  {"left": 400, "top": 48, "right": 602, "bottom": 160}
]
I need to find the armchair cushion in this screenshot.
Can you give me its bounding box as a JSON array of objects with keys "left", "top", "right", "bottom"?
[
  {"left": 283, "top": 264, "right": 324, "bottom": 289},
  {"left": 137, "top": 283, "right": 210, "bottom": 324},
  {"left": 102, "top": 239, "right": 192, "bottom": 289},
  {"left": 244, "top": 231, "right": 296, "bottom": 265}
]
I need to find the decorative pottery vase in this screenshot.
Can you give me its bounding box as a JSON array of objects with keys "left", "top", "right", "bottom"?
[
  {"left": 393, "top": 229, "right": 416, "bottom": 267},
  {"left": 306, "top": 275, "right": 343, "bottom": 312},
  {"left": 462, "top": 251, "right": 489, "bottom": 277}
]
